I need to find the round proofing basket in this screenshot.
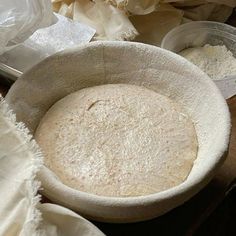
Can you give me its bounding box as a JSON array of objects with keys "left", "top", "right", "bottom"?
[{"left": 6, "top": 41, "right": 231, "bottom": 223}]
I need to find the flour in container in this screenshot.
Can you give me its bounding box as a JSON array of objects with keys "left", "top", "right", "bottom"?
[
  {"left": 179, "top": 44, "right": 236, "bottom": 80},
  {"left": 35, "top": 84, "right": 198, "bottom": 197}
]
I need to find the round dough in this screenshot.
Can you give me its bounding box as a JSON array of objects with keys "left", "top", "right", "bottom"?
[{"left": 35, "top": 84, "right": 198, "bottom": 197}]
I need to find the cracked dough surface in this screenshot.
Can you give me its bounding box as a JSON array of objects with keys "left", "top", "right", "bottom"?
[{"left": 35, "top": 84, "right": 198, "bottom": 197}]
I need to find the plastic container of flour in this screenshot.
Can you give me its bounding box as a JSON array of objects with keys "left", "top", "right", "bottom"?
[{"left": 161, "top": 21, "right": 236, "bottom": 99}]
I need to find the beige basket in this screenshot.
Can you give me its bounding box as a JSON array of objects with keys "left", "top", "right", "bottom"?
[{"left": 6, "top": 41, "right": 231, "bottom": 223}]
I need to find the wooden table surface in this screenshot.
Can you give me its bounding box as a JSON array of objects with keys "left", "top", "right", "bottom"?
[{"left": 0, "top": 80, "right": 235, "bottom": 236}]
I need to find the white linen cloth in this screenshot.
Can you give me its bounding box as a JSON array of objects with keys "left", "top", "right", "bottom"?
[
  {"left": 0, "top": 96, "right": 105, "bottom": 236},
  {"left": 52, "top": 0, "right": 236, "bottom": 44}
]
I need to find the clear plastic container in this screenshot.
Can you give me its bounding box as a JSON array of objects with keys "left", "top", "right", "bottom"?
[
  {"left": 161, "top": 21, "right": 236, "bottom": 56},
  {"left": 161, "top": 21, "right": 236, "bottom": 99}
]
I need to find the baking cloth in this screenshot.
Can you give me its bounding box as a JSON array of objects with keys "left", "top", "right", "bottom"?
[
  {"left": 0, "top": 96, "right": 105, "bottom": 236},
  {"left": 51, "top": 0, "right": 236, "bottom": 44}
]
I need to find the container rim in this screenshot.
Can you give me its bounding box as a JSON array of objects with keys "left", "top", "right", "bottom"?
[{"left": 161, "top": 21, "right": 236, "bottom": 50}]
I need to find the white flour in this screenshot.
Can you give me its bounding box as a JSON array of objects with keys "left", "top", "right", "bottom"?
[{"left": 180, "top": 44, "right": 236, "bottom": 80}]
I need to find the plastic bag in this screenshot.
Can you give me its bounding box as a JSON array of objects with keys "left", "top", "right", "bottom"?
[
  {"left": 0, "top": 0, "right": 55, "bottom": 54},
  {"left": 0, "top": 14, "right": 96, "bottom": 76}
]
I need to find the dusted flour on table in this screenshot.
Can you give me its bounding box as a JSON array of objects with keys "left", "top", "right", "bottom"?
[{"left": 180, "top": 44, "right": 236, "bottom": 80}]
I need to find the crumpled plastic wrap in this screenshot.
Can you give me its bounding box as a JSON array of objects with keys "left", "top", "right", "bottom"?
[
  {"left": 0, "top": 0, "right": 55, "bottom": 55},
  {"left": 0, "top": 14, "right": 96, "bottom": 74}
]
